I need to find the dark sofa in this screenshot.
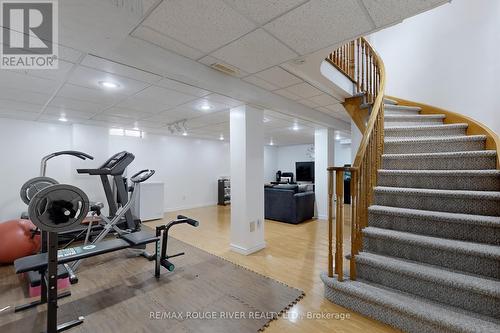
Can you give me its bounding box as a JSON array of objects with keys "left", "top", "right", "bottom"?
[{"left": 264, "top": 184, "right": 315, "bottom": 224}]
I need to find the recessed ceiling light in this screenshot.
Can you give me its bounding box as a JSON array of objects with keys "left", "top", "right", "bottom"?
[
  {"left": 98, "top": 81, "right": 120, "bottom": 89},
  {"left": 292, "top": 124, "right": 299, "bottom": 131},
  {"left": 219, "top": 134, "right": 224, "bottom": 141},
  {"left": 263, "top": 117, "right": 271, "bottom": 123},
  {"left": 58, "top": 116, "right": 68, "bottom": 122},
  {"left": 199, "top": 104, "right": 213, "bottom": 111},
  {"left": 182, "top": 131, "right": 188, "bottom": 136},
  {"left": 269, "top": 139, "right": 274, "bottom": 146}
]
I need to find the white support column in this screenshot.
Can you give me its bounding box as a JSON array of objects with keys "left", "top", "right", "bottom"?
[
  {"left": 230, "top": 105, "right": 266, "bottom": 255},
  {"left": 314, "top": 128, "right": 335, "bottom": 220}
]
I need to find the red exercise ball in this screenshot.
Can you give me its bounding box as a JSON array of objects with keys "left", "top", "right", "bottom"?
[{"left": 0, "top": 219, "right": 41, "bottom": 264}]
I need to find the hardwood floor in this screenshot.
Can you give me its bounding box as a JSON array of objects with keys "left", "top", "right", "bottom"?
[{"left": 148, "top": 205, "right": 399, "bottom": 333}]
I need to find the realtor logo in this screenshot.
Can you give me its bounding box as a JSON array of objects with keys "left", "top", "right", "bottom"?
[{"left": 1, "top": 0, "right": 58, "bottom": 69}]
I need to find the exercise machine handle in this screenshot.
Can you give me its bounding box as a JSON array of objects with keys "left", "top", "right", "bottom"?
[
  {"left": 131, "top": 169, "right": 155, "bottom": 183},
  {"left": 177, "top": 215, "right": 199, "bottom": 227},
  {"left": 40, "top": 151, "right": 94, "bottom": 176}
]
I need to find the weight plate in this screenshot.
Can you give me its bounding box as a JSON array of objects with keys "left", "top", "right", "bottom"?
[
  {"left": 28, "top": 184, "right": 89, "bottom": 233},
  {"left": 20, "top": 176, "right": 59, "bottom": 205}
]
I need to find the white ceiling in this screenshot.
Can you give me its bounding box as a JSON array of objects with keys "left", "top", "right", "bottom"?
[
  {"left": 0, "top": 0, "right": 448, "bottom": 144},
  {"left": 0, "top": 53, "right": 337, "bottom": 145}
]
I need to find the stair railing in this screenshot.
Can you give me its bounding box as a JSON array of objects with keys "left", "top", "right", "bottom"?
[
  {"left": 326, "top": 37, "right": 386, "bottom": 281},
  {"left": 326, "top": 38, "right": 381, "bottom": 104}
]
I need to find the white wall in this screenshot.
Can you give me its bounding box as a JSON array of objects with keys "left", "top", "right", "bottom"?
[
  {"left": 276, "top": 144, "right": 314, "bottom": 175},
  {"left": 335, "top": 141, "right": 352, "bottom": 166},
  {"left": 370, "top": 0, "right": 500, "bottom": 134},
  {"left": 264, "top": 146, "right": 278, "bottom": 183},
  {"left": 0, "top": 119, "right": 229, "bottom": 221},
  {"left": 263, "top": 141, "right": 352, "bottom": 183}
]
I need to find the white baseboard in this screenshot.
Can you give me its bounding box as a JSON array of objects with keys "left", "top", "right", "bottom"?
[
  {"left": 230, "top": 242, "right": 266, "bottom": 255},
  {"left": 316, "top": 214, "right": 327, "bottom": 220}
]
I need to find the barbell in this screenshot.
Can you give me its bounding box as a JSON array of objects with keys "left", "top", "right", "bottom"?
[{"left": 28, "top": 184, "right": 90, "bottom": 233}]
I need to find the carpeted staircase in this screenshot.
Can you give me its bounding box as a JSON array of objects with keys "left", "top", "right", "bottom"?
[{"left": 321, "top": 98, "right": 500, "bottom": 333}]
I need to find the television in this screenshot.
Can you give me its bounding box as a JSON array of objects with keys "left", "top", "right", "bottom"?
[{"left": 295, "top": 162, "right": 315, "bottom": 182}]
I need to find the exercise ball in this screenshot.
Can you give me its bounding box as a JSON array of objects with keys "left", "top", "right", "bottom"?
[{"left": 0, "top": 219, "right": 41, "bottom": 264}]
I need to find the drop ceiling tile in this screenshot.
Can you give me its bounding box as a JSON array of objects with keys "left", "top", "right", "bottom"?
[
  {"left": 186, "top": 111, "right": 229, "bottom": 128},
  {"left": 67, "top": 66, "right": 150, "bottom": 96},
  {"left": 155, "top": 78, "right": 211, "bottom": 97},
  {"left": 0, "top": 110, "right": 38, "bottom": 121},
  {"left": 45, "top": 107, "right": 94, "bottom": 119},
  {"left": 284, "top": 82, "right": 323, "bottom": 99},
  {"left": 81, "top": 55, "right": 162, "bottom": 84},
  {"left": 316, "top": 106, "right": 332, "bottom": 114},
  {"left": 323, "top": 103, "right": 346, "bottom": 113},
  {"left": 242, "top": 75, "right": 279, "bottom": 91},
  {"left": 19, "top": 60, "right": 74, "bottom": 82},
  {"left": 273, "top": 88, "right": 300, "bottom": 100},
  {"left": 104, "top": 106, "right": 154, "bottom": 120},
  {"left": 308, "top": 93, "right": 338, "bottom": 106},
  {"left": 48, "top": 96, "right": 106, "bottom": 114},
  {"left": 0, "top": 99, "right": 42, "bottom": 113},
  {"left": 134, "top": 86, "right": 197, "bottom": 107},
  {"left": 131, "top": 26, "right": 205, "bottom": 60},
  {"left": 225, "top": 0, "right": 308, "bottom": 25},
  {"left": 254, "top": 66, "right": 302, "bottom": 88},
  {"left": 92, "top": 114, "right": 133, "bottom": 125},
  {"left": 0, "top": 87, "right": 50, "bottom": 105},
  {"left": 298, "top": 99, "right": 320, "bottom": 108},
  {"left": 0, "top": 71, "right": 59, "bottom": 94},
  {"left": 146, "top": 108, "right": 200, "bottom": 123},
  {"left": 57, "top": 84, "right": 126, "bottom": 106},
  {"left": 116, "top": 98, "right": 172, "bottom": 114},
  {"left": 142, "top": 0, "right": 256, "bottom": 53},
  {"left": 264, "top": 0, "right": 373, "bottom": 55},
  {"left": 210, "top": 28, "right": 297, "bottom": 73},
  {"left": 58, "top": 45, "right": 84, "bottom": 63},
  {"left": 361, "top": 0, "right": 446, "bottom": 27},
  {"left": 264, "top": 117, "right": 294, "bottom": 129},
  {"left": 203, "top": 94, "right": 243, "bottom": 108}
]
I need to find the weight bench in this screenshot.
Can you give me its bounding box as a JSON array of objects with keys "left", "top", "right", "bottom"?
[
  {"left": 13, "top": 216, "right": 198, "bottom": 333},
  {"left": 14, "top": 230, "right": 159, "bottom": 274}
]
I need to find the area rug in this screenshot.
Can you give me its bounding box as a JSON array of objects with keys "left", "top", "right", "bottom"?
[{"left": 0, "top": 236, "right": 304, "bottom": 332}]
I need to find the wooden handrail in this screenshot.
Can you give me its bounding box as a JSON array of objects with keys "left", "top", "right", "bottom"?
[{"left": 326, "top": 37, "right": 386, "bottom": 281}]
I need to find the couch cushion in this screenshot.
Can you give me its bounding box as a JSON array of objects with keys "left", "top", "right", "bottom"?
[
  {"left": 273, "top": 184, "right": 298, "bottom": 193},
  {"left": 297, "top": 184, "right": 309, "bottom": 192}
]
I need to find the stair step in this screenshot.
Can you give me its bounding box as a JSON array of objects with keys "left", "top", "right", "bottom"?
[
  {"left": 374, "top": 186, "right": 500, "bottom": 216},
  {"left": 382, "top": 150, "right": 497, "bottom": 170},
  {"left": 369, "top": 205, "right": 500, "bottom": 245},
  {"left": 321, "top": 273, "right": 500, "bottom": 333},
  {"left": 385, "top": 123, "right": 469, "bottom": 138},
  {"left": 377, "top": 169, "right": 500, "bottom": 191},
  {"left": 362, "top": 227, "right": 500, "bottom": 278},
  {"left": 384, "top": 104, "right": 421, "bottom": 115},
  {"left": 383, "top": 97, "right": 398, "bottom": 105},
  {"left": 384, "top": 135, "right": 486, "bottom": 154},
  {"left": 355, "top": 252, "right": 500, "bottom": 318},
  {"left": 384, "top": 114, "right": 445, "bottom": 126}
]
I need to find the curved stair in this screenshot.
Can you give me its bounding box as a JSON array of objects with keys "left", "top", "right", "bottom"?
[{"left": 322, "top": 98, "right": 500, "bottom": 333}]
